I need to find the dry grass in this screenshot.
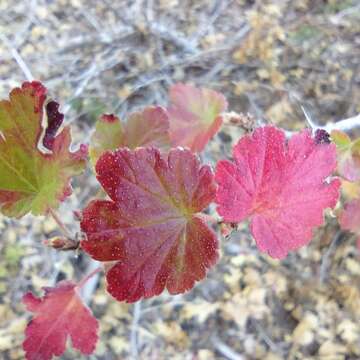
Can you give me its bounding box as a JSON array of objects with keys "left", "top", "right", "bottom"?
[{"left": 0, "top": 0, "right": 360, "bottom": 359}]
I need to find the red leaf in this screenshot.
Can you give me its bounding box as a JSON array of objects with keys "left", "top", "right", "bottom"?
[
  {"left": 23, "top": 281, "right": 98, "bottom": 360},
  {"left": 167, "top": 83, "right": 227, "bottom": 152},
  {"left": 215, "top": 126, "right": 340, "bottom": 259},
  {"left": 81, "top": 148, "right": 218, "bottom": 302}
]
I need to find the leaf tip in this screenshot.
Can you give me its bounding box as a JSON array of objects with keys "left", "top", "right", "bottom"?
[{"left": 100, "top": 113, "right": 119, "bottom": 123}]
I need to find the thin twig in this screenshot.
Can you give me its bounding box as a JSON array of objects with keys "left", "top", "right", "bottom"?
[
  {"left": 320, "top": 231, "right": 343, "bottom": 284},
  {"left": 251, "top": 319, "right": 285, "bottom": 356},
  {"left": 147, "top": 22, "right": 198, "bottom": 54},
  {"left": 324, "top": 113, "right": 360, "bottom": 133},
  {"left": 282, "top": 112, "right": 360, "bottom": 138},
  {"left": 301, "top": 106, "right": 317, "bottom": 130},
  {"left": 77, "top": 264, "right": 102, "bottom": 289},
  {"left": 48, "top": 208, "right": 73, "bottom": 239},
  {"left": 0, "top": 33, "right": 34, "bottom": 81},
  {"left": 212, "top": 336, "right": 245, "bottom": 360},
  {"left": 130, "top": 301, "right": 142, "bottom": 359},
  {"left": 80, "top": 261, "right": 102, "bottom": 305}
]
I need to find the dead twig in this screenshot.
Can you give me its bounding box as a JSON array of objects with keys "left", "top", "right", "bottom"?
[
  {"left": 0, "top": 33, "right": 34, "bottom": 81},
  {"left": 320, "top": 231, "right": 344, "bottom": 284},
  {"left": 130, "top": 301, "right": 142, "bottom": 359},
  {"left": 212, "top": 336, "right": 245, "bottom": 360}
]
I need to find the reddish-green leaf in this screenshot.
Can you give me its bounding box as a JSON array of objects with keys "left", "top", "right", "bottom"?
[
  {"left": 81, "top": 147, "right": 218, "bottom": 302},
  {"left": 167, "top": 83, "right": 227, "bottom": 152},
  {"left": 0, "top": 82, "right": 87, "bottom": 218},
  {"left": 331, "top": 130, "right": 360, "bottom": 181},
  {"left": 89, "top": 106, "right": 170, "bottom": 165},
  {"left": 23, "top": 281, "right": 98, "bottom": 360},
  {"left": 215, "top": 126, "right": 340, "bottom": 259}
]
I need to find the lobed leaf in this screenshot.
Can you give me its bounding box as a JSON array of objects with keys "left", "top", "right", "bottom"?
[
  {"left": 215, "top": 126, "right": 340, "bottom": 259},
  {"left": 22, "top": 281, "right": 98, "bottom": 360},
  {"left": 81, "top": 147, "right": 218, "bottom": 302},
  {"left": 89, "top": 106, "right": 170, "bottom": 166},
  {"left": 0, "top": 82, "right": 87, "bottom": 218},
  {"left": 331, "top": 130, "right": 360, "bottom": 182},
  {"left": 167, "top": 83, "right": 227, "bottom": 152}
]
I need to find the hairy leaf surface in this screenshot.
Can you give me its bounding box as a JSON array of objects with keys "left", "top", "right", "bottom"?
[
  {"left": 90, "top": 106, "right": 170, "bottom": 165},
  {"left": 81, "top": 147, "right": 218, "bottom": 302},
  {"left": 167, "top": 83, "right": 227, "bottom": 152},
  {"left": 22, "top": 281, "right": 98, "bottom": 360},
  {"left": 215, "top": 126, "right": 340, "bottom": 258},
  {"left": 0, "top": 82, "right": 87, "bottom": 217}
]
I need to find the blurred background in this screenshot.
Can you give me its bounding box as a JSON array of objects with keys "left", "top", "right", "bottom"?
[{"left": 0, "top": 0, "right": 359, "bottom": 359}]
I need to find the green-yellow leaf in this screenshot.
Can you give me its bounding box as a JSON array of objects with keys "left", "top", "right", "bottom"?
[
  {"left": 0, "top": 81, "right": 87, "bottom": 218},
  {"left": 89, "top": 106, "right": 170, "bottom": 166}
]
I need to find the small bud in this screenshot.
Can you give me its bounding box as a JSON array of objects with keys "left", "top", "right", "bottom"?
[
  {"left": 43, "top": 236, "right": 79, "bottom": 251},
  {"left": 220, "top": 222, "right": 238, "bottom": 238},
  {"left": 314, "top": 129, "right": 331, "bottom": 144},
  {"left": 73, "top": 210, "right": 82, "bottom": 221}
]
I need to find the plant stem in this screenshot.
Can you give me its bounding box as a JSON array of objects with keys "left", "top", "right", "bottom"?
[
  {"left": 77, "top": 266, "right": 103, "bottom": 289},
  {"left": 324, "top": 113, "right": 360, "bottom": 133},
  {"left": 48, "top": 208, "right": 73, "bottom": 239},
  {"left": 130, "top": 301, "right": 142, "bottom": 359}
]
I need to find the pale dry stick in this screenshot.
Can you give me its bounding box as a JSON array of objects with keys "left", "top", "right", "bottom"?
[
  {"left": 79, "top": 8, "right": 112, "bottom": 44},
  {"left": 251, "top": 319, "right": 285, "bottom": 356},
  {"left": 212, "top": 336, "right": 245, "bottom": 360},
  {"left": 331, "top": 3, "right": 360, "bottom": 23},
  {"left": 145, "top": 0, "right": 198, "bottom": 54},
  {"left": 113, "top": 23, "right": 251, "bottom": 112},
  {"left": 320, "top": 231, "right": 344, "bottom": 284},
  {"left": 191, "top": 0, "right": 231, "bottom": 43},
  {"left": 0, "top": 34, "right": 34, "bottom": 81},
  {"left": 114, "top": 73, "right": 169, "bottom": 114},
  {"left": 141, "top": 301, "right": 186, "bottom": 314},
  {"left": 62, "top": 62, "right": 98, "bottom": 116},
  {"left": 146, "top": 21, "right": 198, "bottom": 54},
  {"left": 299, "top": 102, "right": 360, "bottom": 133},
  {"left": 131, "top": 301, "right": 142, "bottom": 359},
  {"left": 77, "top": 265, "right": 103, "bottom": 289},
  {"left": 145, "top": 0, "right": 154, "bottom": 23},
  {"left": 324, "top": 113, "right": 360, "bottom": 133},
  {"left": 48, "top": 208, "right": 73, "bottom": 240},
  {"left": 301, "top": 105, "right": 318, "bottom": 130},
  {"left": 146, "top": 0, "right": 200, "bottom": 54},
  {"left": 118, "top": 22, "right": 251, "bottom": 84},
  {"left": 269, "top": 111, "right": 360, "bottom": 138},
  {"left": 80, "top": 260, "right": 102, "bottom": 305}
]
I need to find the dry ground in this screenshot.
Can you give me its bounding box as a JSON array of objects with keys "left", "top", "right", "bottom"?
[{"left": 0, "top": 0, "right": 360, "bottom": 359}]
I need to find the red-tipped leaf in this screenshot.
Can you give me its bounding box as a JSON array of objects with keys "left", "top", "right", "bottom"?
[
  {"left": 81, "top": 147, "right": 218, "bottom": 302},
  {"left": 0, "top": 82, "right": 87, "bottom": 217}
]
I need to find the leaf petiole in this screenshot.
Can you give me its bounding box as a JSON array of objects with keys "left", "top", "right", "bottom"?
[
  {"left": 48, "top": 208, "right": 73, "bottom": 239},
  {"left": 77, "top": 266, "right": 103, "bottom": 290}
]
